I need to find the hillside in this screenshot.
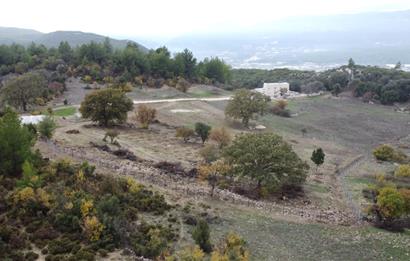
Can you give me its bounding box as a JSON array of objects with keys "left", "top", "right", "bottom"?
[{"left": 0, "top": 27, "right": 147, "bottom": 51}]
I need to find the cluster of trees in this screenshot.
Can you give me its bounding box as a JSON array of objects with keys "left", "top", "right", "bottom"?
[
  {"left": 0, "top": 41, "right": 232, "bottom": 86},
  {"left": 231, "top": 59, "right": 410, "bottom": 104}
]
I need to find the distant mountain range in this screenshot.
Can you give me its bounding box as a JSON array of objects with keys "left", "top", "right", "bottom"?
[
  {"left": 162, "top": 10, "right": 410, "bottom": 70},
  {"left": 0, "top": 27, "right": 147, "bottom": 51}
]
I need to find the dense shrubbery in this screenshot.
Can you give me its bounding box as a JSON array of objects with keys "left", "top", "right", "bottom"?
[
  {"left": 373, "top": 144, "right": 407, "bottom": 163},
  {"left": 0, "top": 108, "right": 178, "bottom": 260}
]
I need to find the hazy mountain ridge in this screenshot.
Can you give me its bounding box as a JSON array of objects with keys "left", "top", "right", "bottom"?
[{"left": 0, "top": 27, "right": 147, "bottom": 51}]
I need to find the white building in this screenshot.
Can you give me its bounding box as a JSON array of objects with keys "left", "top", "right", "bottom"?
[{"left": 255, "top": 82, "right": 290, "bottom": 98}]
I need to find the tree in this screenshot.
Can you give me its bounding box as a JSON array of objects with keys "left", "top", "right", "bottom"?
[
  {"left": 348, "top": 58, "right": 355, "bottom": 69},
  {"left": 173, "top": 49, "right": 197, "bottom": 79},
  {"left": 176, "top": 127, "right": 195, "bottom": 143},
  {"left": 209, "top": 127, "right": 231, "bottom": 149},
  {"left": 0, "top": 72, "right": 47, "bottom": 111},
  {"left": 0, "top": 108, "right": 34, "bottom": 176},
  {"left": 223, "top": 133, "right": 309, "bottom": 197},
  {"left": 192, "top": 219, "right": 212, "bottom": 253},
  {"left": 38, "top": 115, "right": 57, "bottom": 139},
  {"left": 136, "top": 105, "right": 156, "bottom": 129},
  {"left": 225, "top": 89, "right": 270, "bottom": 127},
  {"left": 198, "top": 57, "right": 231, "bottom": 83},
  {"left": 332, "top": 83, "right": 342, "bottom": 96},
  {"left": 311, "top": 148, "right": 325, "bottom": 172},
  {"left": 79, "top": 88, "right": 133, "bottom": 126},
  {"left": 195, "top": 122, "right": 211, "bottom": 144},
  {"left": 394, "top": 61, "right": 402, "bottom": 70},
  {"left": 198, "top": 160, "right": 231, "bottom": 196}
]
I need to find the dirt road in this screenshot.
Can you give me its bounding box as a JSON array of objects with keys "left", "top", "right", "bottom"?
[{"left": 133, "top": 96, "right": 231, "bottom": 104}]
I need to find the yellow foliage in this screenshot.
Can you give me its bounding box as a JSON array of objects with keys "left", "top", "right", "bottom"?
[
  {"left": 198, "top": 161, "right": 231, "bottom": 181},
  {"left": 395, "top": 164, "right": 410, "bottom": 177},
  {"left": 209, "top": 127, "right": 231, "bottom": 149},
  {"left": 64, "top": 201, "right": 74, "bottom": 210},
  {"left": 136, "top": 104, "right": 156, "bottom": 129},
  {"left": 76, "top": 169, "right": 86, "bottom": 182},
  {"left": 127, "top": 177, "right": 143, "bottom": 193},
  {"left": 177, "top": 245, "right": 205, "bottom": 261},
  {"left": 36, "top": 188, "right": 52, "bottom": 208},
  {"left": 14, "top": 187, "right": 35, "bottom": 204},
  {"left": 211, "top": 233, "right": 249, "bottom": 261},
  {"left": 84, "top": 215, "right": 104, "bottom": 241},
  {"left": 81, "top": 199, "right": 94, "bottom": 217}
]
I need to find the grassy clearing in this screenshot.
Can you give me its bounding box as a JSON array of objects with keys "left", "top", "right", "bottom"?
[
  {"left": 53, "top": 106, "right": 77, "bottom": 117},
  {"left": 210, "top": 201, "right": 410, "bottom": 261}
]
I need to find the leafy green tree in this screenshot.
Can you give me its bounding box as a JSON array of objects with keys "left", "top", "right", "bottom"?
[
  {"left": 311, "top": 148, "right": 325, "bottom": 172},
  {"left": 348, "top": 58, "right": 355, "bottom": 69},
  {"left": 195, "top": 122, "right": 211, "bottom": 144},
  {"left": 38, "top": 115, "right": 57, "bottom": 139},
  {"left": 58, "top": 41, "right": 74, "bottom": 63},
  {"left": 225, "top": 89, "right": 270, "bottom": 127},
  {"left": 192, "top": 219, "right": 212, "bottom": 253},
  {"left": 223, "top": 133, "right": 309, "bottom": 196},
  {"left": 173, "top": 49, "right": 197, "bottom": 79},
  {"left": 0, "top": 72, "right": 47, "bottom": 111},
  {"left": 0, "top": 108, "right": 34, "bottom": 176},
  {"left": 80, "top": 88, "right": 133, "bottom": 126},
  {"left": 198, "top": 57, "right": 231, "bottom": 83}
]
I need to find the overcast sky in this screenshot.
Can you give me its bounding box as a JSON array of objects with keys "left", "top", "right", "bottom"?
[{"left": 1, "top": 0, "right": 410, "bottom": 39}]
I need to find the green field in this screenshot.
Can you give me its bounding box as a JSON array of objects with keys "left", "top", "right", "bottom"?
[{"left": 53, "top": 106, "right": 77, "bottom": 117}]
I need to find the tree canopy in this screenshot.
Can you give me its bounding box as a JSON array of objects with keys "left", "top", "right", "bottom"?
[
  {"left": 79, "top": 88, "right": 133, "bottom": 126},
  {"left": 223, "top": 133, "right": 309, "bottom": 195},
  {"left": 225, "top": 89, "right": 270, "bottom": 127}
]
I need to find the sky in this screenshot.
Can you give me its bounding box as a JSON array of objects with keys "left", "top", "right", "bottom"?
[{"left": 1, "top": 0, "right": 410, "bottom": 40}]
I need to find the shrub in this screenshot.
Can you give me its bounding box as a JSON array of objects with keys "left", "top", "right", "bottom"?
[
  {"left": 377, "top": 186, "right": 405, "bottom": 220},
  {"left": 177, "top": 245, "right": 205, "bottom": 261},
  {"left": 38, "top": 115, "right": 57, "bottom": 139},
  {"left": 211, "top": 232, "right": 249, "bottom": 261},
  {"left": 176, "top": 127, "right": 195, "bottom": 143},
  {"left": 136, "top": 105, "right": 156, "bottom": 129},
  {"left": 103, "top": 130, "right": 119, "bottom": 144},
  {"left": 373, "top": 144, "right": 407, "bottom": 163},
  {"left": 209, "top": 127, "right": 231, "bottom": 149},
  {"left": 199, "top": 144, "right": 220, "bottom": 163},
  {"left": 195, "top": 122, "right": 211, "bottom": 144},
  {"left": 176, "top": 77, "right": 190, "bottom": 92},
  {"left": 192, "top": 219, "right": 212, "bottom": 253},
  {"left": 394, "top": 164, "right": 410, "bottom": 177},
  {"left": 84, "top": 216, "right": 104, "bottom": 242}
]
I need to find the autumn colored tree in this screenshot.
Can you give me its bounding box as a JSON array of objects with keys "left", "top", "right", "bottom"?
[
  {"left": 209, "top": 127, "right": 231, "bottom": 149},
  {"left": 136, "top": 104, "right": 156, "bottom": 129},
  {"left": 211, "top": 232, "right": 249, "bottom": 261},
  {"left": 198, "top": 160, "right": 231, "bottom": 196},
  {"left": 80, "top": 88, "right": 133, "bottom": 126},
  {"left": 376, "top": 186, "right": 405, "bottom": 222}
]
